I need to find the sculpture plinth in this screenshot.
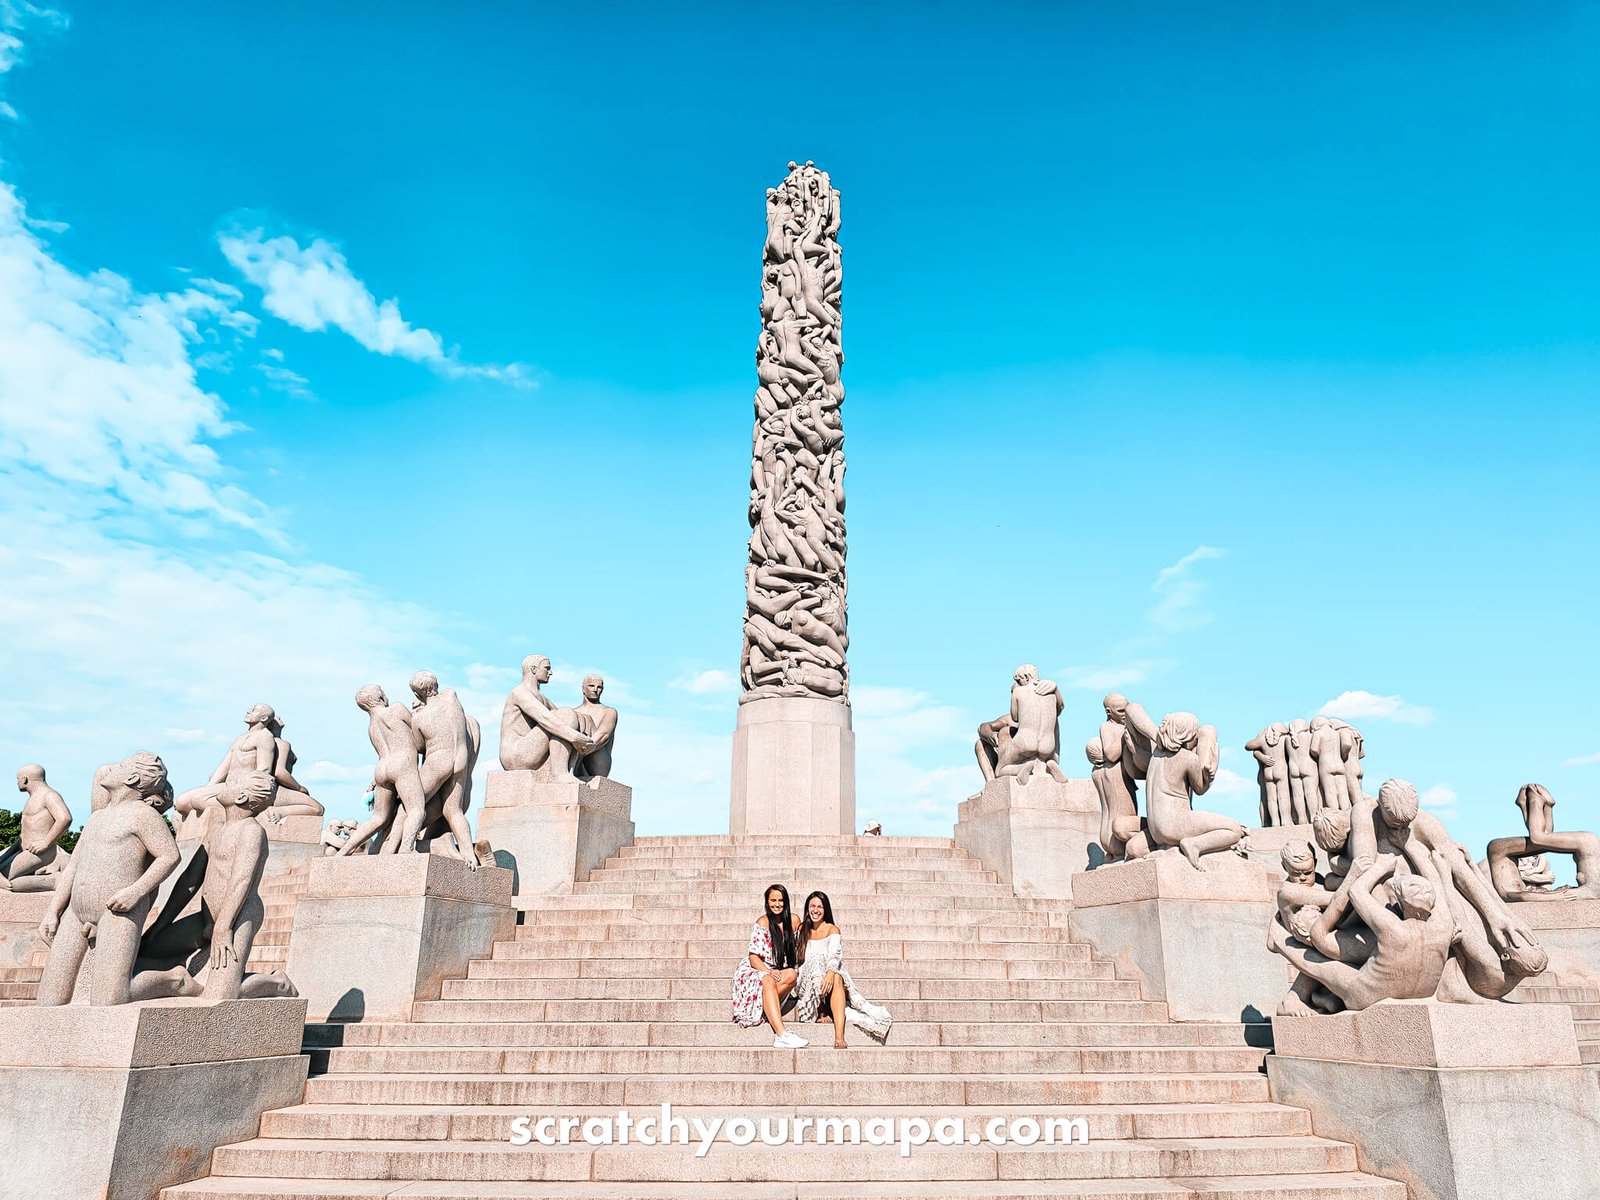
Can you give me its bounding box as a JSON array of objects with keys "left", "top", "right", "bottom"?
[
  {"left": 0, "top": 889, "right": 49, "bottom": 969},
  {"left": 479, "top": 770, "right": 635, "bottom": 898},
  {"left": 955, "top": 775, "right": 1099, "bottom": 899},
  {"left": 1268, "top": 1001, "right": 1600, "bottom": 1200},
  {"left": 730, "top": 695, "right": 855, "bottom": 836},
  {"left": 0, "top": 997, "right": 308, "bottom": 1200}
]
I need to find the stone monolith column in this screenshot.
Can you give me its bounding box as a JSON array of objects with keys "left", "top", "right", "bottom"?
[{"left": 730, "top": 161, "right": 855, "bottom": 836}]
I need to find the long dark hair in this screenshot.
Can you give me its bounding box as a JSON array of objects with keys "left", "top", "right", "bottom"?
[
  {"left": 762, "top": 884, "right": 796, "bottom": 969},
  {"left": 797, "top": 890, "right": 835, "bottom": 965}
]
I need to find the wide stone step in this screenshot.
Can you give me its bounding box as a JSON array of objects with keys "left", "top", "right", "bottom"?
[
  {"left": 302, "top": 1072, "right": 1275, "bottom": 1108},
  {"left": 629, "top": 835, "right": 959, "bottom": 848},
  {"left": 590, "top": 866, "right": 999, "bottom": 883},
  {"left": 465, "top": 957, "right": 1117, "bottom": 981},
  {"left": 206, "top": 1135, "right": 1357, "bottom": 1183},
  {"left": 489, "top": 939, "right": 1097, "bottom": 962},
  {"left": 408, "top": 997, "right": 1173, "bottom": 1024},
  {"left": 514, "top": 919, "right": 1081, "bottom": 942},
  {"left": 259, "top": 1101, "right": 1313, "bottom": 1143},
  {"left": 517, "top": 894, "right": 1075, "bottom": 915},
  {"left": 1572, "top": 1004, "right": 1600, "bottom": 1021},
  {"left": 518, "top": 904, "right": 1073, "bottom": 927},
  {"left": 315, "top": 1045, "right": 1270, "bottom": 1077},
  {"left": 1516, "top": 984, "right": 1600, "bottom": 1003},
  {"left": 576, "top": 880, "right": 1019, "bottom": 897},
  {"left": 440, "top": 977, "right": 1145, "bottom": 1002},
  {"left": 1583, "top": 1043, "right": 1600, "bottom": 1065},
  {"left": 166, "top": 1175, "right": 1406, "bottom": 1200}
]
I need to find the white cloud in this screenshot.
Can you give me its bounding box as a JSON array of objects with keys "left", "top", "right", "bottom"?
[
  {"left": 160, "top": 728, "right": 210, "bottom": 745},
  {"left": 1318, "top": 690, "right": 1435, "bottom": 727},
  {"left": 218, "top": 228, "right": 528, "bottom": 384},
  {"left": 1209, "top": 766, "right": 1257, "bottom": 797},
  {"left": 254, "top": 360, "right": 313, "bottom": 399},
  {"left": 1419, "top": 784, "right": 1458, "bottom": 817},
  {"left": 1563, "top": 751, "right": 1600, "bottom": 767},
  {"left": 670, "top": 668, "right": 737, "bottom": 696},
  {"left": 0, "top": 4, "right": 67, "bottom": 80},
  {"left": 1147, "top": 545, "right": 1225, "bottom": 631}
]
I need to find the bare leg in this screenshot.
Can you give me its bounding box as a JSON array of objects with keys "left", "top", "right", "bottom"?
[
  {"left": 1268, "top": 919, "right": 1366, "bottom": 1007},
  {"left": 129, "top": 964, "right": 201, "bottom": 1000},
  {"left": 1287, "top": 775, "right": 1307, "bottom": 825},
  {"left": 89, "top": 903, "right": 149, "bottom": 1007},
  {"left": 761, "top": 972, "right": 792, "bottom": 1035},
  {"left": 336, "top": 786, "right": 399, "bottom": 857},
  {"left": 203, "top": 896, "right": 261, "bottom": 1000},
  {"left": 36, "top": 921, "right": 90, "bottom": 1006},
  {"left": 441, "top": 782, "right": 480, "bottom": 869},
  {"left": 824, "top": 970, "right": 847, "bottom": 1047},
  {"left": 239, "top": 969, "right": 298, "bottom": 998},
  {"left": 1178, "top": 824, "right": 1245, "bottom": 868}
]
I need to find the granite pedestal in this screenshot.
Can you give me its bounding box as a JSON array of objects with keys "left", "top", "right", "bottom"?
[
  {"left": 284, "top": 855, "right": 514, "bottom": 1022},
  {"left": 1268, "top": 1000, "right": 1600, "bottom": 1200},
  {"left": 0, "top": 997, "right": 308, "bottom": 1200},
  {"left": 0, "top": 889, "right": 49, "bottom": 969},
  {"left": 730, "top": 695, "right": 855, "bottom": 836},
  {"left": 478, "top": 771, "right": 635, "bottom": 897},
  {"left": 1069, "top": 852, "right": 1290, "bottom": 1022},
  {"left": 1509, "top": 897, "right": 1600, "bottom": 991},
  {"left": 955, "top": 775, "right": 1101, "bottom": 899}
]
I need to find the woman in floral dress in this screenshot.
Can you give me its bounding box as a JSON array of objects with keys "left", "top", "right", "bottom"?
[{"left": 731, "top": 884, "right": 807, "bottom": 1048}]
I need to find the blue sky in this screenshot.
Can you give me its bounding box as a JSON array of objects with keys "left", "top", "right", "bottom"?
[{"left": 2, "top": 2, "right": 1597, "bottom": 862}]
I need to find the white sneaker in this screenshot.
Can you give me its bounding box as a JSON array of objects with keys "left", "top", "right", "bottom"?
[{"left": 772, "top": 1031, "right": 807, "bottom": 1048}]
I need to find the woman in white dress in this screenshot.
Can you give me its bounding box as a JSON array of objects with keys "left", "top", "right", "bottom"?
[{"left": 791, "top": 890, "right": 892, "bottom": 1047}]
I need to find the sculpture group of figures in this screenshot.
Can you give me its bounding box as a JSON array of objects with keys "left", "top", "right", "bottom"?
[
  {"left": 974, "top": 665, "right": 1070, "bottom": 784},
  {"left": 1087, "top": 694, "right": 1249, "bottom": 869},
  {"left": 742, "top": 160, "right": 850, "bottom": 705},
  {"left": 16, "top": 749, "right": 296, "bottom": 1006},
  {"left": 1246, "top": 717, "right": 1364, "bottom": 826}
]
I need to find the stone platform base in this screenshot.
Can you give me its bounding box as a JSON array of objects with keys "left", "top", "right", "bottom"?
[
  {"left": 1268, "top": 1001, "right": 1600, "bottom": 1200},
  {"left": 955, "top": 775, "right": 1100, "bottom": 899},
  {"left": 0, "top": 890, "right": 49, "bottom": 969},
  {"left": 0, "top": 997, "right": 308, "bottom": 1200},
  {"left": 285, "top": 855, "right": 513, "bottom": 1022},
  {"left": 730, "top": 695, "right": 855, "bottom": 836},
  {"left": 1509, "top": 897, "right": 1600, "bottom": 992},
  {"left": 1070, "top": 851, "right": 1289, "bottom": 1022},
  {"left": 479, "top": 772, "right": 635, "bottom": 896}
]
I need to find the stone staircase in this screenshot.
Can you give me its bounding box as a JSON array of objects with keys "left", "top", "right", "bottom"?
[
  {"left": 165, "top": 834, "right": 1405, "bottom": 1199},
  {"left": 1516, "top": 979, "right": 1600, "bottom": 1064}
]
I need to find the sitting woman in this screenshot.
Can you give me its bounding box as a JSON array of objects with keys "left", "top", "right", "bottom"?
[
  {"left": 731, "top": 883, "right": 807, "bottom": 1048},
  {"left": 790, "top": 890, "right": 893, "bottom": 1047}
]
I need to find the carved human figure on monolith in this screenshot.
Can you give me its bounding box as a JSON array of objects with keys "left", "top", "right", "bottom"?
[
  {"left": 1269, "top": 850, "right": 1456, "bottom": 1011},
  {"left": 36, "top": 752, "right": 180, "bottom": 1006},
  {"left": 975, "top": 711, "right": 1016, "bottom": 785},
  {"left": 321, "top": 819, "right": 358, "bottom": 855},
  {"left": 409, "top": 671, "right": 482, "bottom": 867},
  {"left": 335, "top": 685, "right": 428, "bottom": 857},
  {"left": 1486, "top": 782, "right": 1600, "bottom": 902},
  {"left": 1246, "top": 724, "right": 1290, "bottom": 826},
  {"left": 991, "top": 666, "right": 1068, "bottom": 783},
  {"left": 0, "top": 764, "right": 72, "bottom": 893},
  {"left": 499, "top": 655, "right": 596, "bottom": 779},
  {"left": 1283, "top": 719, "right": 1320, "bottom": 824},
  {"left": 573, "top": 673, "right": 618, "bottom": 781},
  {"left": 1143, "top": 711, "right": 1246, "bottom": 867}
]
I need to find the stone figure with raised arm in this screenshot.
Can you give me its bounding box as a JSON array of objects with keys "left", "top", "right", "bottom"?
[
  {"left": 1308, "top": 716, "right": 1352, "bottom": 813},
  {"left": 1283, "top": 719, "right": 1320, "bottom": 824},
  {"left": 1144, "top": 711, "right": 1247, "bottom": 867},
  {"left": 0, "top": 764, "right": 72, "bottom": 893},
  {"left": 499, "top": 655, "right": 596, "bottom": 778},
  {"left": 335, "top": 685, "right": 427, "bottom": 857},
  {"left": 36, "top": 752, "right": 180, "bottom": 1007},
  {"left": 175, "top": 703, "right": 280, "bottom": 827},
  {"left": 261, "top": 712, "right": 325, "bottom": 819},
  {"left": 992, "top": 665, "right": 1068, "bottom": 782},
  {"left": 1246, "top": 723, "right": 1291, "bottom": 826},
  {"left": 408, "top": 671, "right": 483, "bottom": 867},
  {"left": 1484, "top": 783, "right": 1600, "bottom": 902},
  {"left": 572, "top": 673, "right": 619, "bottom": 781},
  {"left": 133, "top": 769, "right": 295, "bottom": 1001},
  {"left": 1268, "top": 850, "right": 1455, "bottom": 1011}
]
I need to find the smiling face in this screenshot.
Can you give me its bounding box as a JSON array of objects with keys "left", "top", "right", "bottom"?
[
  {"left": 807, "top": 896, "right": 824, "bottom": 923},
  {"left": 766, "top": 888, "right": 785, "bottom": 916}
]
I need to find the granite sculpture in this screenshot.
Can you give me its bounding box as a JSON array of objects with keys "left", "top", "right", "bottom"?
[
  {"left": 573, "top": 673, "right": 618, "bottom": 780},
  {"left": 499, "top": 655, "right": 596, "bottom": 779},
  {"left": 321, "top": 819, "right": 358, "bottom": 855},
  {"left": 1245, "top": 723, "right": 1290, "bottom": 827},
  {"left": 1486, "top": 782, "right": 1600, "bottom": 902},
  {"left": 1086, "top": 693, "right": 1155, "bottom": 860},
  {"left": 1143, "top": 710, "right": 1247, "bottom": 867},
  {"left": 1249, "top": 715, "right": 1364, "bottom": 825},
  {"left": 261, "top": 711, "right": 325, "bottom": 818},
  {"left": 335, "top": 685, "right": 428, "bottom": 857},
  {"left": 975, "top": 665, "right": 1068, "bottom": 784},
  {"left": 742, "top": 161, "right": 849, "bottom": 705},
  {"left": 0, "top": 764, "right": 71, "bottom": 893},
  {"left": 409, "top": 671, "right": 483, "bottom": 867},
  {"left": 36, "top": 752, "right": 179, "bottom": 1006},
  {"left": 175, "top": 703, "right": 279, "bottom": 827}
]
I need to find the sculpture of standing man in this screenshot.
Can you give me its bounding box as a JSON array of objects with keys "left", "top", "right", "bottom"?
[
  {"left": 335, "top": 685, "right": 428, "bottom": 857},
  {"left": 409, "top": 671, "right": 483, "bottom": 867}
]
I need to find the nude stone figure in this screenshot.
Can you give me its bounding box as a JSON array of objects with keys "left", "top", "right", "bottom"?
[
  {"left": 1268, "top": 851, "right": 1455, "bottom": 1012},
  {"left": 1087, "top": 735, "right": 1140, "bottom": 859},
  {"left": 321, "top": 819, "right": 358, "bottom": 855},
  {"left": 1308, "top": 716, "right": 1351, "bottom": 813},
  {"left": 974, "top": 711, "right": 1017, "bottom": 785},
  {"left": 1311, "top": 807, "right": 1355, "bottom": 888},
  {"left": 1486, "top": 782, "right": 1600, "bottom": 902},
  {"left": 499, "top": 655, "right": 596, "bottom": 778},
  {"left": 36, "top": 753, "right": 180, "bottom": 1006},
  {"left": 176, "top": 703, "right": 279, "bottom": 825},
  {"left": 0, "top": 764, "right": 72, "bottom": 893},
  {"left": 335, "top": 685, "right": 428, "bottom": 857},
  {"left": 1144, "top": 711, "right": 1246, "bottom": 868},
  {"left": 1245, "top": 724, "right": 1291, "bottom": 826},
  {"left": 1283, "top": 719, "right": 1321, "bottom": 824},
  {"left": 261, "top": 712, "right": 325, "bottom": 819},
  {"left": 573, "top": 674, "right": 619, "bottom": 781},
  {"left": 409, "top": 671, "right": 482, "bottom": 868},
  {"left": 134, "top": 770, "right": 294, "bottom": 1001},
  {"left": 992, "top": 665, "right": 1068, "bottom": 783}
]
